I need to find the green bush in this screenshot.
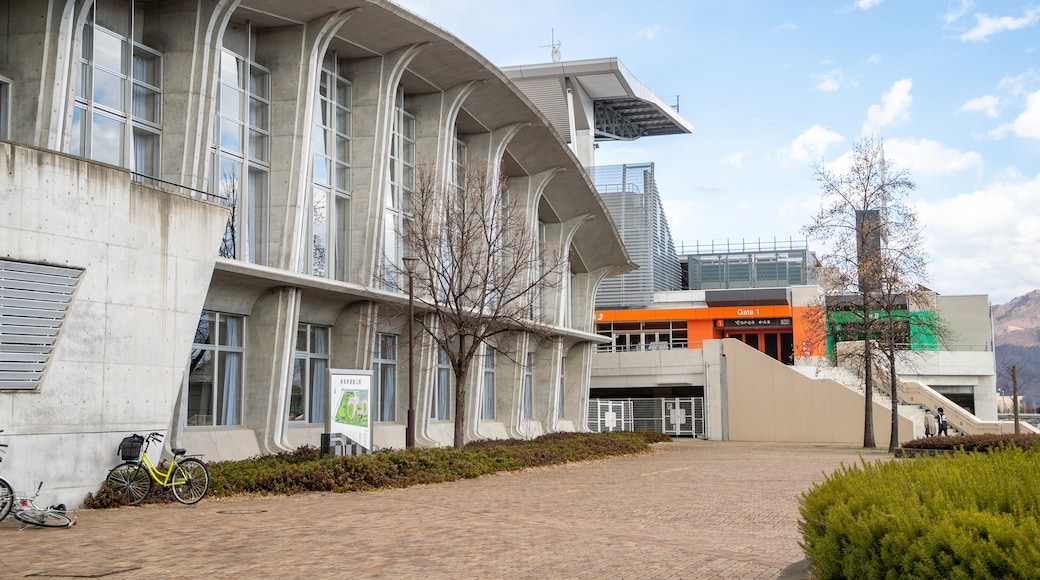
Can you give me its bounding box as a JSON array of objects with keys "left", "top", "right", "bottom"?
[
  {"left": 799, "top": 445, "right": 1040, "bottom": 578},
  {"left": 901, "top": 432, "right": 1038, "bottom": 452},
  {"left": 86, "top": 431, "right": 669, "bottom": 508}
]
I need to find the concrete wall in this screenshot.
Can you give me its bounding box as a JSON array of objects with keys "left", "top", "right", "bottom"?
[
  {"left": 720, "top": 339, "right": 914, "bottom": 445},
  {"left": 0, "top": 142, "right": 227, "bottom": 505}
]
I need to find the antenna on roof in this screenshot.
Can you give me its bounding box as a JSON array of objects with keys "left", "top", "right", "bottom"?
[{"left": 540, "top": 29, "right": 562, "bottom": 62}]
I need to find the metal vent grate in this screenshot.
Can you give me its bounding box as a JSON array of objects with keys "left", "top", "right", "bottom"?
[{"left": 0, "top": 259, "right": 83, "bottom": 390}]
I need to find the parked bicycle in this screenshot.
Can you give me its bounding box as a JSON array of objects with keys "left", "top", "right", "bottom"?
[
  {"left": 0, "top": 430, "right": 74, "bottom": 528},
  {"left": 105, "top": 432, "right": 210, "bottom": 505}
]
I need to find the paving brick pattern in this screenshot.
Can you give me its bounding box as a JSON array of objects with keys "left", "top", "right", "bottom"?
[{"left": 0, "top": 440, "right": 891, "bottom": 579}]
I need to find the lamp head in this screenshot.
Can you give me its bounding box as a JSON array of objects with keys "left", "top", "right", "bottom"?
[{"left": 402, "top": 255, "right": 420, "bottom": 275}]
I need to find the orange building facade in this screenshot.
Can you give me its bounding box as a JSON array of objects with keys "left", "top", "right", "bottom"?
[{"left": 594, "top": 290, "right": 826, "bottom": 365}]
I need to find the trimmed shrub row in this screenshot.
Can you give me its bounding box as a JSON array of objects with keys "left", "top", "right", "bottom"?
[
  {"left": 799, "top": 445, "right": 1040, "bottom": 578},
  {"left": 901, "top": 432, "right": 1038, "bottom": 452},
  {"left": 86, "top": 431, "right": 670, "bottom": 508}
]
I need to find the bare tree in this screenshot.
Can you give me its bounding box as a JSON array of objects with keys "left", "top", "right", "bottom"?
[
  {"left": 395, "top": 159, "right": 566, "bottom": 450},
  {"left": 803, "top": 137, "right": 921, "bottom": 449}
]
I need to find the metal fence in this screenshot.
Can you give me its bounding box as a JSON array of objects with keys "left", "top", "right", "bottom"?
[{"left": 587, "top": 397, "right": 706, "bottom": 438}]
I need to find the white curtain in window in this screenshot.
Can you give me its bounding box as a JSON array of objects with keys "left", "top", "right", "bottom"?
[{"left": 220, "top": 317, "right": 241, "bottom": 424}]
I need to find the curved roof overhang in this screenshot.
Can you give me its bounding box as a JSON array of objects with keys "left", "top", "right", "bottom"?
[
  {"left": 502, "top": 58, "right": 694, "bottom": 142},
  {"left": 229, "top": 0, "right": 635, "bottom": 276}
]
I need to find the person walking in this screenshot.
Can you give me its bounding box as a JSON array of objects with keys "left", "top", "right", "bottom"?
[
  {"left": 936, "top": 407, "right": 949, "bottom": 436},
  {"left": 924, "top": 409, "right": 936, "bottom": 437}
]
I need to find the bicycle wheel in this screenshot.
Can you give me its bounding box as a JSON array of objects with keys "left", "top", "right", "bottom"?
[
  {"left": 106, "top": 461, "right": 152, "bottom": 505},
  {"left": 0, "top": 478, "right": 12, "bottom": 521},
  {"left": 170, "top": 458, "right": 209, "bottom": 505},
  {"left": 14, "top": 509, "right": 73, "bottom": 528}
]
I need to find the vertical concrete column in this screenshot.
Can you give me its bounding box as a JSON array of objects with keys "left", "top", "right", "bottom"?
[
  {"left": 253, "top": 10, "right": 357, "bottom": 272},
  {"left": 341, "top": 44, "right": 427, "bottom": 286},
  {"left": 159, "top": 0, "right": 239, "bottom": 191},
  {"left": 244, "top": 287, "right": 301, "bottom": 454},
  {"left": 561, "top": 341, "right": 592, "bottom": 431},
  {"left": 2, "top": 0, "right": 82, "bottom": 148}
]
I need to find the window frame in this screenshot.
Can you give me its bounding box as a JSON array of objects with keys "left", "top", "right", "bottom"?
[
  {"left": 289, "top": 323, "right": 330, "bottom": 424},
  {"left": 373, "top": 333, "right": 398, "bottom": 422},
  {"left": 186, "top": 311, "right": 245, "bottom": 427}
]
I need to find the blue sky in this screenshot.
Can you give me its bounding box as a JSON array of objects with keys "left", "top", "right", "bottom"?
[{"left": 391, "top": 0, "right": 1040, "bottom": 304}]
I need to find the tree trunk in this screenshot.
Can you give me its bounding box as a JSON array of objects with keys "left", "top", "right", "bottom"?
[
  {"left": 863, "top": 338, "right": 876, "bottom": 448},
  {"left": 1012, "top": 365, "right": 1021, "bottom": 435},
  {"left": 452, "top": 365, "right": 468, "bottom": 450},
  {"left": 888, "top": 350, "right": 899, "bottom": 452}
]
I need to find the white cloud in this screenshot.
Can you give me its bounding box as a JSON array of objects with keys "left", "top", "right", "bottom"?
[
  {"left": 776, "top": 23, "right": 797, "bottom": 31},
  {"left": 959, "top": 7, "right": 1040, "bottom": 41},
  {"left": 917, "top": 173, "right": 1040, "bottom": 302},
  {"left": 722, "top": 151, "right": 752, "bottom": 168},
  {"left": 815, "top": 70, "right": 843, "bottom": 92},
  {"left": 883, "top": 137, "right": 984, "bottom": 175},
  {"left": 957, "top": 95, "right": 1000, "bottom": 118},
  {"left": 943, "top": 0, "right": 975, "bottom": 26},
  {"left": 990, "top": 90, "right": 1040, "bottom": 139},
  {"left": 635, "top": 25, "right": 661, "bottom": 40},
  {"left": 779, "top": 125, "right": 845, "bottom": 164},
  {"left": 865, "top": 54, "right": 882, "bottom": 64},
  {"left": 862, "top": 78, "right": 913, "bottom": 135},
  {"left": 856, "top": 0, "right": 883, "bottom": 10}
]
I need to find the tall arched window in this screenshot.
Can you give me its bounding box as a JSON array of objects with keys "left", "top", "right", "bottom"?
[
  {"left": 213, "top": 22, "right": 270, "bottom": 265},
  {"left": 384, "top": 86, "right": 414, "bottom": 291},
  {"left": 309, "top": 53, "right": 352, "bottom": 280},
  {"left": 71, "top": 0, "right": 162, "bottom": 180}
]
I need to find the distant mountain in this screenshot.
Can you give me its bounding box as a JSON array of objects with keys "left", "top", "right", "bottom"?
[{"left": 992, "top": 290, "right": 1040, "bottom": 404}]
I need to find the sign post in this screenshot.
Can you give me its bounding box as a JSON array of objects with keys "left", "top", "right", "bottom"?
[{"left": 326, "top": 369, "right": 373, "bottom": 452}]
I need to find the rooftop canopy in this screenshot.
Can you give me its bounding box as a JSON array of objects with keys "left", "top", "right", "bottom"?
[{"left": 502, "top": 58, "right": 694, "bottom": 142}]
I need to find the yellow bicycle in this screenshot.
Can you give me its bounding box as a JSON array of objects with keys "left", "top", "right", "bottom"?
[{"left": 105, "top": 432, "right": 210, "bottom": 505}]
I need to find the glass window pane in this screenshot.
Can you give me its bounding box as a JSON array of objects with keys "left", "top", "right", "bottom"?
[
  {"left": 131, "top": 127, "right": 159, "bottom": 177},
  {"left": 93, "top": 67, "right": 125, "bottom": 111},
  {"left": 221, "top": 52, "right": 244, "bottom": 90},
  {"left": 248, "top": 129, "right": 267, "bottom": 162},
  {"left": 69, "top": 106, "right": 85, "bottom": 156},
  {"left": 91, "top": 112, "right": 124, "bottom": 165},
  {"left": 250, "top": 68, "right": 269, "bottom": 100},
  {"left": 334, "top": 195, "right": 349, "bottom": 282},
  {"left": 77, "top": 61, "right": 91, "bottom": 100},
  {"left": 132, "top": 85, "right": 160, "bottom": 123},
  {"left": 311, "top": 326, "right": 329, "bottom": 354},
  {"left": 309, "top": 358, "right": 327, "bottom": 423},
  {"left": 312, "top": 187, "right": 328, "bottom": 277},
  {"left": 289, "top": 358, "right": 305, "bottom": 421},
  {"left": 187, "top": 349, "right": 214, "bottom": 426},
  {"left": 249, "top": 96, "right": 267, "bottom": 129},
  {"left": 221, "top": 315, "right": 243, "bottom": 346},
  {"left": 220, "top": 117, "right": 242, "bottom": 152},
  {"left": 313, "top": 156, "right": 330, "bottom": 186},
  {"left": 93, "top": 28, "right": 125, "bottom": 74},
  {"left": 132, "top": 50, "right": 159, "bottom": 86},
  {"left": 248, "top": 167, "right": 269, "bottom": 265},
  {"left": 216, "top": 350, "right": 242, "bottom": 425}
]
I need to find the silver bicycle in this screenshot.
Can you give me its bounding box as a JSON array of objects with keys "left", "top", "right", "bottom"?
[{"left": 0, "top": 430, "right": 74, "bottom": 528}]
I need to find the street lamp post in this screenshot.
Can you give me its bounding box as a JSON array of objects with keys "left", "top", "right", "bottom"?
[{"left": 403, "top": 255, "right": 420, "bottom": 448}]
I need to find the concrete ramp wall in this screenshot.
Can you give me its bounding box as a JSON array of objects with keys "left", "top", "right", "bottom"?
[{"left": 721, "top": 339, "right": 914, "bottom": 445}]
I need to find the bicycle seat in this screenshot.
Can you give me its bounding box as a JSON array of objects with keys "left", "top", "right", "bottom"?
[{"left": 172, "top": 448, "right": 187, "bottom": 456}]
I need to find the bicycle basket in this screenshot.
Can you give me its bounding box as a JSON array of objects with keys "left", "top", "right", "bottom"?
[{"left": 118, "top": 434, "right": 144, "bottom": 460}]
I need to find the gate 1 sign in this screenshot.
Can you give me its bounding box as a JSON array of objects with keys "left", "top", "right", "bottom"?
[{"left": 327, "top": 369, "right": 373, "bottom": 451}]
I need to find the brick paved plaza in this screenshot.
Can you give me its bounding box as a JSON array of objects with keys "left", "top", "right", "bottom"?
[{"left": 0, "top": 440, "right": 891, "bottom": 579}]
